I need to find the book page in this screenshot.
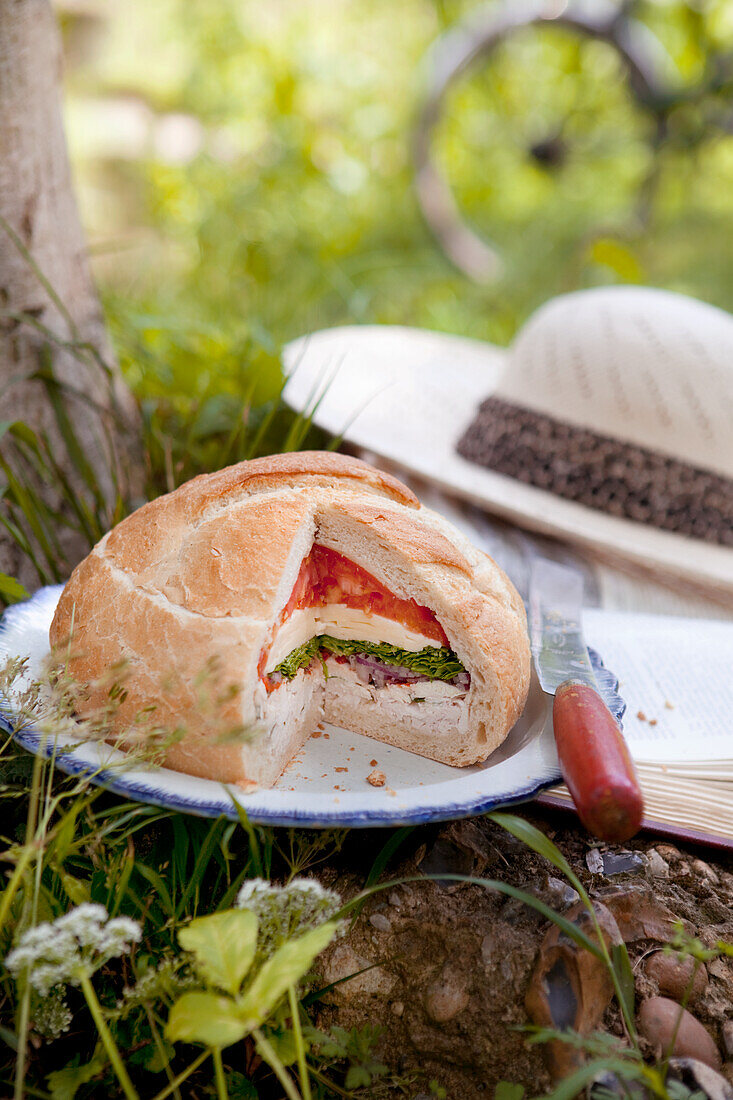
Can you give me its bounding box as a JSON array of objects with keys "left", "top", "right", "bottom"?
[{"left": 583, "top": 609, "right": 733, "bottom": 764}]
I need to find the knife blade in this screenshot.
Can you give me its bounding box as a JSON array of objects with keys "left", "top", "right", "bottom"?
[
  {"left": 529, "top": 559, "right": 644, "bottom": 843},
  {"left": 529, "top": 558, "right": 599, "bottom": 694}
]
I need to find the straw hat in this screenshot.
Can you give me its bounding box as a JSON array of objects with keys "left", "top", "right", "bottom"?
[{"left": 283, "top": 287, "right": 733, "bottom": 601}]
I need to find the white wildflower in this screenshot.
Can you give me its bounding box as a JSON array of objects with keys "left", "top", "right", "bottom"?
[
  {"left": 6, "top": 904, "right": 142, "bottom": 997},
  {"left": 235, "top": 876, "right": 343, "bottom": 957},
  {"left": 33, "top": 988, "right": 73, "bottom": 1040},
  {"left": 117, "top": 957, "right": 197, "bottom": 1016}
]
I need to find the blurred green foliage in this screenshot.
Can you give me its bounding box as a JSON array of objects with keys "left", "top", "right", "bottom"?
[{"left": 60, "top": 0, "right": 733, "bottom": 405}]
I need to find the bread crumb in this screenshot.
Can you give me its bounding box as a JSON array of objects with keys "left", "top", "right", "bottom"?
[
  {"left": 648, "top": 719, "right": 657, "bottom": 727},
  {"left": 665, "top": 700, "right": 675, "bottom": 709},
  {"left": 367, "top": 769, "right": 386, "bottom": 787},
  {"left": 334, "top": 767, "right": 348, "bottom": 773},
  {"left": 323, "top": 733, "right": 330, "bottom": 739},
  {"left": 636, "top": 710, "right": 647, "bottom": 722},
  {"left": 311, "top": 730, "right": 322, "bottom": 739},
  {"left": 369, "top": 759, "right": 378, "bottom": 767},
  {"left": 385, "top": 787, "right": 397, "bottom": 797}
]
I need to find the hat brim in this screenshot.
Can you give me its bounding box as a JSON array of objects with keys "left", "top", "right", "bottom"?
[{"left": 283, "top": 324, "right": 733, "bottom": 605}]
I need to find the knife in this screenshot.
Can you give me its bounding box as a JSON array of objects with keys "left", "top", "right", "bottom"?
[{"left": 529, "top": 558, "right": 644, "bottom": 843}]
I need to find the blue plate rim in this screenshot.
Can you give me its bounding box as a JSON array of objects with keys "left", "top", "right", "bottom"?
[{"left": 0, "top": 587, "right": 626, "bottom": 827}]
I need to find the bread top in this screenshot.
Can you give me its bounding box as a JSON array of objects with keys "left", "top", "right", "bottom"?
[{"left": 50, "top": 451, "right": 530, "bottom": 743}]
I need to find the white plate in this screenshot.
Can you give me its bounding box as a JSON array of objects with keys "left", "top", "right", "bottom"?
[{"left": 0, "top": 587, "right": 625, "bottom": 827}]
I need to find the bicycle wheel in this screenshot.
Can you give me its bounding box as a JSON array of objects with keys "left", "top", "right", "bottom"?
[{"left": 414, "top": 0, "right": 664, "bottom": 283}]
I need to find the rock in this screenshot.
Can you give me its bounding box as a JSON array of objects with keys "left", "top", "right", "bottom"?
[
  {"left": 723, "top": 1022, "right": 733, "bottom": 1061},
  {"left": 321, "top": 943, "right": 395, "bottom": 1002},
  {"left": 646, "top": 849, "right": 670, "bottom": 879},
  {"left": 667, "top": 1058, "right": 733, "bottom": 1100},
  {"left": 369, "top": 912, "right": 392, "bottom": 933},
  {"left": 586, "top": 849, "right": 604, "bottom": 874},
  {"left": 537, "top": 874, "right": 579, "bottom": 911},
  {"left": 692, "top": 859, "right": 721, "bottom": 886},
  {"left": 638, "top": 997, "right": 721, "bottom": 1070},
  {"left": 525, "top": 900, "right": 623, "bottom": 1080},
  {"left": 416, "top": 819, "right": 497, "bottom": 889},
  {"left": 655, "top": 843, "right": 681, "bottom": 862},
  {"left": 424, "top": 971, "right": 470, "bottom": 1023},
  {"left": 417, "top": 837, "right": 475, "bottom": 889},
  {"left": 391, "top": 1001, "right": 404, "bottom": 1017},
  {"left": 599, "top": 885, "right": 683, "bottom": 943},
  {"left": 644, "top": 952, "right": 708, "bottom": 1004},
  {"left": 388, "top": 891, "right": 402, "bottom": 908},
  {"left": 602, "top": 851, "right": 647, "bottom": 877}
]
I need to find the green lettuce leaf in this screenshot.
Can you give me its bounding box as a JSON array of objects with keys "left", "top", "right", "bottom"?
[{"left": 272, "top": 634, "right": 466, "bottom": 682}]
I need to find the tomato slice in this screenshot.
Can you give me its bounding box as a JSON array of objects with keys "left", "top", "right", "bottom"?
[{"left": 259, "top": 544, "right": 448, "bottom": 689}]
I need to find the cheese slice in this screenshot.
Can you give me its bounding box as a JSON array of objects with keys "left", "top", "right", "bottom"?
[{"left": 266, "top": 605, "right": 441, "bottom": 672}]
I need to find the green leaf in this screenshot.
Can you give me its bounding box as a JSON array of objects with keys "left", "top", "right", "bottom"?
[
  {"left": 225, "top": 1070, "right": 260, "bottom": 1099},
  {"left": 262, "top": 1026, "right": 299, "bottom": 1066},
  {"left": 166, "top": 990, "right": 247, "bottom": 1048},
  {"left": 0, "top": 572, "right": 29, "bottom": 604},
  {"left": 611, "top": 943, "right": 635, "bottom": 1022},
  {"left": 178, "top": 909, "right": 258, "bottom": 995},
  {"left": 541, "top": 1057, "right": 643, "bottom": 1100},
  {"left": 345, "top": 1065, "right": 372, "bottom": 1090},
  {"left": 47, "top": 1055, "right": 105, "bottom": 1100},
  {"left": 238, "top": 921, "right": 339, "bottom": 1028},
  {"left": 272, "top": 635, "right": 466, "bottom": 683},
  {"left": 494, "top": 1084, "right": 524, "bottom": 1100}
]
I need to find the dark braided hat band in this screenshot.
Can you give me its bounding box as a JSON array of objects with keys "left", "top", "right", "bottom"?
[{"left": 457, "top": 396, "right": 733, "bottom": 547}]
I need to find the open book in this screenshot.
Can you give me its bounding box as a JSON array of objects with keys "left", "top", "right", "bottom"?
[
  {"left": 540, "top": 610, "right": 733, "bottom": 849},
  {"left": 283, "top": 286, "right": 733, "bottom": 604}
]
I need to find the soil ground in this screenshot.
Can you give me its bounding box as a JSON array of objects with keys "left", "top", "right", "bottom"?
[{"left": 316, "top": 809, "right": 733, "bottom": 1097}]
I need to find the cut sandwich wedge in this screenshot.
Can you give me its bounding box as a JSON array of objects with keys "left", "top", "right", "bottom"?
[{"left": 49, "top": 452, "right": 530, "bottom": 789}]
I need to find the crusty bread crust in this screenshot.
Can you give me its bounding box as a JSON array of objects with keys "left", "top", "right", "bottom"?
[{"left": 50, "top": 451, "right": 530, "bottom": 786}]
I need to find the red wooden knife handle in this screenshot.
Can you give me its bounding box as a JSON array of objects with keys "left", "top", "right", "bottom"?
[{"left": 553, "top": 680, "right": 645, "bottom": 843}]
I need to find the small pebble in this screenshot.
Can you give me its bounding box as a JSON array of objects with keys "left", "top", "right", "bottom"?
[
  {"left": 391, "top": 1000, "right": 404, "bottom": 1017},
  {"left": 644, "top": 953, "right": 708, "bottom": 1004},
  {"left": 586, "top": 849, "right": 604, "bottom": 874},
  {"left": 647, "top": 849, "right": 670, "bottom": 879},
  {"left": 541, "top": 874, "right": 580, "bottom": 910},
  {"left": 369, "top": 912, "right": 391, "bottom": 933},
  {"left": 667, "top": 1058, "right": 733, "bottom": 1100},
  {"left": 388, "top": 891, "right": 402, "bottom": 908},
  {"left": 367, "top": 769, "right": 386, "bottom": 787},
  {"left": 602, "top": 851, "right": 646, "bottom": 877},
  {"left": 692, "top": 859, "right": 720, "bottom": 886},
  {"left": 638, "top": 997, "right": 721, "bottom": 1070},
  {"left": 656, "top": 843, "right": 681, "bottom": 862},
  {"left": 424, "top": 977, "right": 470, "bottom": 1023}
]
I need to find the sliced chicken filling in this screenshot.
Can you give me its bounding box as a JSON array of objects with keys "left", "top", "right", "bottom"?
[{"left": 259, "top": 545, "right": 470, "bottom": 693}]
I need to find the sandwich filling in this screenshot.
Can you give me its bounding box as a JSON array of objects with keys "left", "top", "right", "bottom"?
[{"left": 259, "top": 545, "right": 470, "bottom": 692}]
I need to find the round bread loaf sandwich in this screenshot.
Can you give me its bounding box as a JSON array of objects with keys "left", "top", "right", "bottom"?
[{"left": 49, "top": 451, "right": 531, "bottom": 789}]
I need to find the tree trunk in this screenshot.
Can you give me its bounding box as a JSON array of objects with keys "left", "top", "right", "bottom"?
[{"left": 0, "top": 0, "right": 141, "bottom": 590}]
